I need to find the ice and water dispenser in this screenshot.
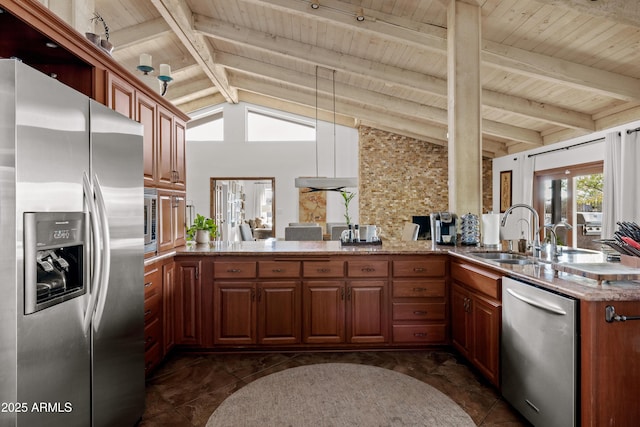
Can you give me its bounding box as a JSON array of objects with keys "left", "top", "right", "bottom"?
[{"left": 24, "top": 212, "right": 88, "bottom": 314}]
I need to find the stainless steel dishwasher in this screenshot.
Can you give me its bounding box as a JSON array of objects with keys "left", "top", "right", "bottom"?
[{"left": 501, "top": 277, "right": 578, "bottom": 427}]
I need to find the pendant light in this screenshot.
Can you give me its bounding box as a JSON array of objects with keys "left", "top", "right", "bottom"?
[{"left": 295, "top": 66, "right": 357, "bottom": 192}]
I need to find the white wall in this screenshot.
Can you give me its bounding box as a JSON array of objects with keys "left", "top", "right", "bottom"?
[
  {"left": 492, "top": 118, "right": 640, "bottom": 239},
  {"left": 186, "top": 102, "right": 359, "bottom": 239}
]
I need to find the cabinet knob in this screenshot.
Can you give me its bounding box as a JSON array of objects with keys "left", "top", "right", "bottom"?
[
  {"left": 413, "top": 311, "right": 428, "bottom": 315},
  {"left": 412, "top": 287, "right": 427, "bottom": 292},
  {"left": 272, "top": 268, "right": 283, "bottom": 273},
  {"left": 413, "top": 267, "right": 425, "bottom": 272},
  {"left": 144, "top": 282, "right": 152, "bottom": 288},
  {"left": 318, "top": 268, "right": 330, "bottom": 273},
  {"left": 413, "top": 332, "right": 428, "bottom": 338},
  {"left": 361, "top": 267, "right": 375, "bottom": 272}
]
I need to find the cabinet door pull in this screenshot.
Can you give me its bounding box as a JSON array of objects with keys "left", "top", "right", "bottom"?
[
  {"left": 347, "top": 287, "right": 352, "bottom": 300},
  {"left": 144, "top": 282, "right": 153, "bottom": 288},
  {"left": 414, "top": 332, "right": 428, "bottom": 338},
  {"left": 605, "top": 305, "right": 640, "bottom": 322},
  {"left": 413, "top": 267, "right": 425, "bottom": 272},
  {"left": 412, "top": 287, "right": 427, "bottom": 292},
  {"left": 227, "top": 268, "right": 241, "bottom": 273},
  {"left": 413, "top": 310, "right": 428, "bottom": 315},
  {"left": 361, "top": 267, "right": 375, "bottom": 272},
  {"left": 318, "top": 268, "right": 330, "bottom": 273},
  {"left": 145, "top": 336, "right": 153, "bottom": 344},
  {"left": 272, "top": 268, "right": 283, "bottom": 273},
  {"left": 340, "top": 287, "right": 345, "bottom": 300},
  {"left": 251, "top": 288, "right": 256, "bottom": 301},
  {"left": 144, "top": 309, "right": 152, "bottom": 316},
  {"left": 195, "top": 267, "right": 199, "bottom": 279}
]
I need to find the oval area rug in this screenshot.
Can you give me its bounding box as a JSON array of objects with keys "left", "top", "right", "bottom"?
[{"left": 206, "top": 363, "right": 476, "bottom": 426}]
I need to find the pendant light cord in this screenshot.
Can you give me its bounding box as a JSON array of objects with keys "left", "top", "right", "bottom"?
[
  {"left": 315, "top": 65, "right": 319, "bottom": 178},
  {"left": 332, "top": 70, "right": 337, "bottom": 179}
]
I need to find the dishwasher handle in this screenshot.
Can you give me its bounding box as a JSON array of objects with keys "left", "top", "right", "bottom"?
[{"left": 506, "top": 288, "right": 567, "bottom": 315}]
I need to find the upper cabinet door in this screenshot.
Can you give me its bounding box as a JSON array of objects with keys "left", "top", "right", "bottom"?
[
  {"left": 106, "top": 72, "right": 135, "bottom": 120},
  {"left": 173, "top": 117, "right": 186, "bottom": 191},
  {"left": 157, "top": 106, "right": 174, "bottom": 189},
  {"left": 136, "top": 92, "right": 157, "bottom": 186}
]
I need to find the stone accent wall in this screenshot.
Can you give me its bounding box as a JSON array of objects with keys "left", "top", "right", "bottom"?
[{"left": 358, "top": 126, "right": 492, "bottom": 241}]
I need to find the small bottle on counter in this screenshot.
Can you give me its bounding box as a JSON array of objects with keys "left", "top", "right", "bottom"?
[
  {"left": 353, "top": 224, "right": 360, "bottom": 242},
  {"left": 518, "top": 231, "right": 527, "bottom": 253}
]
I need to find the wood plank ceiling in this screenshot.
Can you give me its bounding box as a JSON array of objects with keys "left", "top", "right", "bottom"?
[{"left": 97, "top": 0, "right": 640, "bottom": 158}]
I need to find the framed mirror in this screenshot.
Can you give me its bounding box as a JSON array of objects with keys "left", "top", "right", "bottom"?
[{"left": 210, "top": 177, "right": 275, "bottom": 240}]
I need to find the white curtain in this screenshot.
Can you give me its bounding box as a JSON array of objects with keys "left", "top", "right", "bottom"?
[
  {"left": 602, "top": 131, "right": 640, "bottom": 238},
  {"left": 253, "top": 183, "right": 268, "bottom": 221}
]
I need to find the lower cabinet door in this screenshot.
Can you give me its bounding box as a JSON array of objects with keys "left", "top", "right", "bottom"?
[
  {"left": 347, "top": 281, "right": 388, "bottom": 344},
  {"left": 303, "top": 281, "right": 345, "bottom": 344},
  {"left": 214, "top": 282, "right": 256, "bottom": 345},
  {"left": 258, "top": 281, "right": 301, "bottom": 345}
]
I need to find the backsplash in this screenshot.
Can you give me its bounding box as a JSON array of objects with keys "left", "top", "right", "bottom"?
[{"left": 358, "top": 126, "right": 492, "bottom": 241}]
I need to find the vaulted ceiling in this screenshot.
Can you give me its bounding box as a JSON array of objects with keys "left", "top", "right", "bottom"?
[{"left": 96, "top": 0, "right": 640, "bottom": 158}]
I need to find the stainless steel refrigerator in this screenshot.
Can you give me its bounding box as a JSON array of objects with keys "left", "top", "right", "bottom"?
[{"left": 0, "top": 59, "right": 145, "bottom": 427}]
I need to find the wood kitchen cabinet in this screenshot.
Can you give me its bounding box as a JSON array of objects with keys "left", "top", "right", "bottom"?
[
  {"left": 162, "top": 260, "right": 176, "bottom": 354},
  {"left": 157, "top": 106, "right": 186, "bottom": 191},
  {"left": 211, "top": 260, "right": 302, "bottom": 346},
  {"left": 390, "top": 256, "right": 448, "bottom": 345},
  {"left": 157, "top": 190, "right": 186, "bottom": 253},
  {"left": 450, "top": 260, "right": 501, "bottom": 387},
  {"left": 136, "top": 91, "right": 158, "bottom": 186},
  {"left": 143, "top": 261, "right": 163, "bottom": 375},
  {"left": 174, "top": 258, "right": 202, "bottom": 346},
  {"left": 303, "top": 259, "right": 388, "bottom": 345}
]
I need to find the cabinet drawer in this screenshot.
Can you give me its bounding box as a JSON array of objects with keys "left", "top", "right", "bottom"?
[
  {"left": 258, "top": 261, "right": 301, "bottom": 278},
  {"left": 347, "top": 260, "right": 388, "bottom": 278},
  {"left": 392, "top": 260, "right": 446, "bottom": 278},
  {"left": 451, "top": 261, "right": 501, "bottom": 300},
  {"left": 303, "top": 260, "right": 345, "bottom": 278},
  {"left": 144, "top": 264, "right": 162, "bottom": 299},
  {"left": 144, "top": 316, "right": 162, "bottom": 350},
  {"left": 214, "top": 261, "right": 257, "bottom": 279},
  {"left": 144, "top": 292, "right": 162, "bottom": 324},
  {"left": 392, "top": 302, "right": 445, "bottom": 321},
  {"left": 144, "top": 342, "right": 162, "bottom": 375},
  {"left": 392, "top": 280, "right": 445, "bottom": 298},
  {"left": 392, "top": 324, "right": 446, "bottom": 344}
]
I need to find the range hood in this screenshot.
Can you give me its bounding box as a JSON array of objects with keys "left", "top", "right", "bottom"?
[{"left": 294, "top": 177, "right": 357, "bottom": 192}]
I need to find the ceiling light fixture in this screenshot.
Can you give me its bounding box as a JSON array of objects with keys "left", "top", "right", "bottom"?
[
  {"left": 136, "top": 54, "right": 173, "bottom": 97},
  {"left": 295, "top": 66, "right": 357, "bottom": 192},
  {"left": 355, "top": 8, "right": 365, "bottom": 21},
  {"left": 310, "top": 2, "right": 320, "bottom": 9}
]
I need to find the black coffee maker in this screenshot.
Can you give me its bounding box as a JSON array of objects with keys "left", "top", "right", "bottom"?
[{"left": 430, "top": 212, "right": 458, "bottom": 245}]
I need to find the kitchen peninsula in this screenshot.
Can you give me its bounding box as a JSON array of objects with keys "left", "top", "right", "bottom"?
[{"left": 151, "top": 240, "right": 640, "bottom": 426}]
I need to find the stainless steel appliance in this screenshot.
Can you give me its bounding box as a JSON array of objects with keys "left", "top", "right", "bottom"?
[
  {"left": 0, "top": 59, "right": 144, "bottom": 427},
  {"left": 502, "top": 277, "right": 578, "bottom": 427},
  {"left": 144, "top": 188, "right": 158, "bottom": 254},
  {"left": 430, "top": 212, "right": 457, "bottom": 245}
]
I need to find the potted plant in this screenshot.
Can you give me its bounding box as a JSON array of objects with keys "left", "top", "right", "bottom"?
[
  {"left": 340, "top": 190, "right": 356, "bottom": 226},
  {"left": 187, "top": 214, "right": 218, "bottom": 244}
]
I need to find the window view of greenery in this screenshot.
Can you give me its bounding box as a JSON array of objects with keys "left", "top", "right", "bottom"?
[{"left": 576, "top": 173, "right": 603, "bottom": 212}]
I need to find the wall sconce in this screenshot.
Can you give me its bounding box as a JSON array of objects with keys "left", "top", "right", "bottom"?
[{"left": 136, "top": 54, "right": 173, "bottom": 96}]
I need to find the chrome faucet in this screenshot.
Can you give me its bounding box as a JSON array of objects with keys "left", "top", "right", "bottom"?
[
  {"left": 501, "top": 204, "right": 541, "bottom": 259},
  {"left": 543, "top": 225, "right": 559, "bottom": 261},
  {"left": 550, "top": 221, "right": 573, "bottom": 256}
]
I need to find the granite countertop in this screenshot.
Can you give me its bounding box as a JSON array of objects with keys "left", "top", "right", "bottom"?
[{"left": 174, "top": 240, "right": 640, "bottom": 302}]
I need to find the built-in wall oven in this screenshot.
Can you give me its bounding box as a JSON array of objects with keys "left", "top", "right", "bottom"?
[{"left": 144, "top": 188, "right": 157, "bottom": 254}]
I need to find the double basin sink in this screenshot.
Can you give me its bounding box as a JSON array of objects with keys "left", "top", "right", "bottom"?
[
  {"left": 470, "top": 247, "right": 602, "bottom": 266},
  {"left": 471, "top": 252, "right": 536, "bottom": 265}
]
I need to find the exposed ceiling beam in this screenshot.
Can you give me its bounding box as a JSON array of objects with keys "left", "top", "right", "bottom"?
[
  {"left": 533, "top": 0, "right": 640, "bottom": 28},
  {"left": 110, "top": 18, "right": 171, "bottom": 52},
  {"left": 231, "top": 0, "right": 640, "bottom": 102},
  {"left": 149, "top": 0, "right": 238, "bottom": 103},
  {"left": 194, "top": 14, "right": 593, "bottom": 131}
]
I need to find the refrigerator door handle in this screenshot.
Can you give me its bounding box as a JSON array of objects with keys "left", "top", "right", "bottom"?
[
  {"left": 92, "top": 174, "right": 111, "bottom": 331},
  {"left": 82, "top": 172, "right": 102, "bottom": 333}
]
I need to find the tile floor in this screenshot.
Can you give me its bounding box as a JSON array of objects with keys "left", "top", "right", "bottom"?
[{"left": 141, "top": 350, "right": 531, "bottom": 426}]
